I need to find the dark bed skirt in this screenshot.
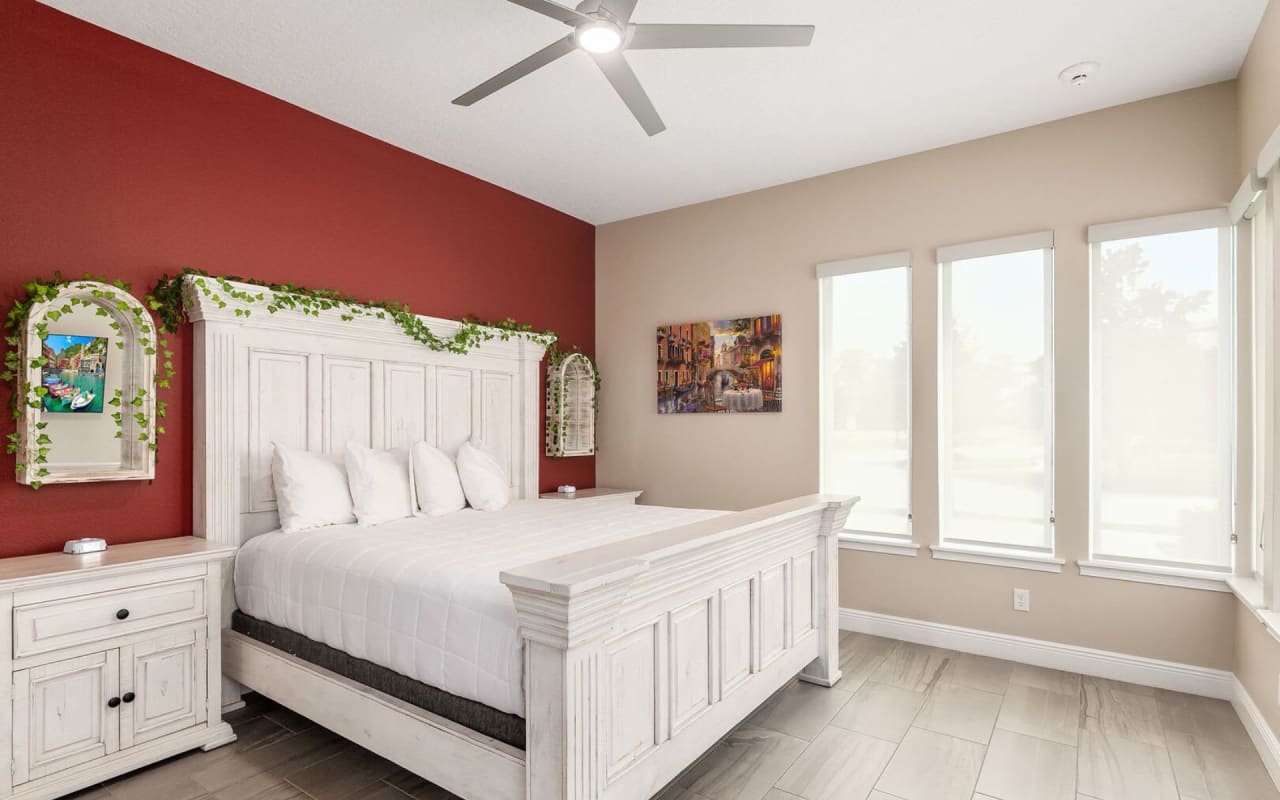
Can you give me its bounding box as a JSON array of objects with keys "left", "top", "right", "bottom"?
[{"left": 230, "top": 610, "right": 526, "bottom": 750}]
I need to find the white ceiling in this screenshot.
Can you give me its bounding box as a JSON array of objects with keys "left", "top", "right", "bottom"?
[{"left": 41, "top": 0, "right": 1268, "bottom": 223}]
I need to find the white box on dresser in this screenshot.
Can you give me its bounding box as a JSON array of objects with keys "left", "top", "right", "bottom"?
[{"left": 0, "top": 537, "right": 236, "bottom": 800}]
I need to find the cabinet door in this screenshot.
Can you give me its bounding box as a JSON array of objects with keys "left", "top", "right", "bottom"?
[
  {"left": 120, "top": 626, "right": 207, "bottom": 748},
  {"left": 13, "top": 651, "right": 120, "bottom": 785}
]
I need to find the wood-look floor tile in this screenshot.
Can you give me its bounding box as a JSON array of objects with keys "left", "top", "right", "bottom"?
[
  {"left": 913, "top": 683, "right": 1003, "bottom": 744},
  {"left": 678, "top": 727, "right": 807, "bottom": 800},
  {"left": 1081, "top": 678, "right": 1165, "bottom": 747},
  {"left": 748, "top": 680, "right": 853, "bottom": 741},
  {"left": 287, "top": 747, "right": 400, "bottom": 800},
  {"left": 775, "top": 725, "right": 897, "bottom": 800},
  {"left": 838, "top": 633, "right": 900, "bottom": 692},
  {"left": 1076, "top": 730, "right": 1178, "bottom": 800},
  {"left": 1156, "top": 690, "right": 1254, "bottom": 751},
  {"left": 995, "top": 683, "right": 1082, "bottom": 746},
  {"left": 191, "top": 724, "right": 349, "bottom": 794},
  {"left": 869, "top": 643, "right": 951, "bottom": 693},
  {"left": 237, "top": 781, "right": 311, "bottom": 800},
  {"left": 383, "top": 769, "right": 461, "bottom": 799},
  {"left": 829, "top": 681, "right": 926, "bottom": 743},
  {"left": 866, "top": 793, "right": 903, "bottom": 800},
  {"left": 975, "top": 728, "right": 1076, "bottom": 800},
  {"left": 1165, "top": 730, "right": 1280, "bottom": 799},
  {"left": 940, "top": 653, "right": 1014, "bottom": 696},
  {"left": 762, "top": 791, "right": 806, "bottom": 800},
  {"left": 875, "top": 727, "right": 985, "bottom": 800},
  {"left": 1008, "top": 664, "right": 1081, "bottom": 696}
]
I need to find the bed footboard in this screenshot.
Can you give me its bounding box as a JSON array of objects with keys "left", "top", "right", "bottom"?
[{"left": 501, "top": 494, "right": 855, "bottom": 800}]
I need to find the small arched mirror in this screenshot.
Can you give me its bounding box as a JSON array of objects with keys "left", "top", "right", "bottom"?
[
  {"left": 546, "top": 353, "right": 597, "bottom": 457},
  {"left": 13, "top": 281, "right": 157, "bottom": 486}
]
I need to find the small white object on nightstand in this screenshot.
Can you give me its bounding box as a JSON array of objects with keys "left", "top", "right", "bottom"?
[{"left": 63, "top": 538, "right": 108, "bottom": 555}]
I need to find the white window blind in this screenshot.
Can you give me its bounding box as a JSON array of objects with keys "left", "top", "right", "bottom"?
[
  {"left": 819, "top": 255, "right": 912, "bottom": 537},
  {"left": 938, "top": 234, "right": 1054, "bottom": 552},
  {"left": 1089, "top": 211, "right": 1234, "bottom": 571}
]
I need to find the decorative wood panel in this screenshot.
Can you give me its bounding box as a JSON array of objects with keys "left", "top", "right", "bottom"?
[
  {"left": 323, "top": 357, "right": 374, "bottom": 455},
  {"left": 792, "top": 551, "right": 815, "bottom": 641},
  {"left": 436, "top": 367, "right": 474, "bottom": 455},
  {"left": 384, "top": 363, "right": 429, "bottom": 450},
  {"left": 120, "top": 626, "right": 207, "bottom": 748},
  {"left": 605, "top": 624, "right": 658, "bottom": 779},
  {"left": 759, "top": 561, "right": 790, "bottom": 668},
  {"left": 13, "top": 650, "right": 119, "bottom": 784},
  {"left": 668, "top": 598, "right": 713, "bottom": 734},
  {"left": 719, "top": 578, "right": 754, "bottom": 697},
  {"left": 481, "top": 372, "right": 515, "bottom": 483},
  {"left": 247, "top": 350, "right": 309, "bottom": 512}
]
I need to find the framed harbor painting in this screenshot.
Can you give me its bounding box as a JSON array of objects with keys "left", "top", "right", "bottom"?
[
  {"left": 657, "top": 314, "right": 781, "bottom": 413},
  {"left": 39, "top": 333, "right": 107, "bottom": 413}
]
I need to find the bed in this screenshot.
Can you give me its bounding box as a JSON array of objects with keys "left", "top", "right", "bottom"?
[{"left": 188, "top": 277, "right": 854, "bottom": 800}]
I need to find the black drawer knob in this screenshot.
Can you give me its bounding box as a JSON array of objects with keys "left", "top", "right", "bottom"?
[
  {"left": 122, "top": 692, "right": 135, "bottom": 704},
  {"left": 116, "top": 609, "right": 130, "bottom": 620},
  {"left": 107, "top": 696, "right": 121, "bottom": 709}
]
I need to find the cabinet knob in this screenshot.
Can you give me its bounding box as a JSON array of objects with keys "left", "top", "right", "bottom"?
[
  {"left": 107, "top": 696, "right": 121, "bottom": 709},
  {"left": 116, "top": 609, "right": 130, "bottom": 620},
  {"left": 122, "top": 692, "right": 136, "bottom": 704}
]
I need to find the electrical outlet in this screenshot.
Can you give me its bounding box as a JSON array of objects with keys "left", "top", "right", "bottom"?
[{"left": 1013, "top": 588, "right": 1031, "bottom": 612}]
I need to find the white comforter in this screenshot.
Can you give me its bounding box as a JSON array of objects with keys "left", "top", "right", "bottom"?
[{"left": 234, "top": 499, "right": 724, "bottom": 717}]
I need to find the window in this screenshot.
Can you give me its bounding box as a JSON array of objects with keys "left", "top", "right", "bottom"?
[
  {"left": 1089, "top": 211, "right": 1235, "bottom": 571},
  {"left": 1253, "top": 186, "right": 1272, "bottom": 586},
  {"left": 938, "top": 233, "right": 1054, "bottom": 555},
  {"left": 819, "top": 253, "right": 912, "bottom": 540}
]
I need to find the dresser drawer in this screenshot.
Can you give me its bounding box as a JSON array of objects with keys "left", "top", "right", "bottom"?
[{"left": 14, "top": 577, "right": 206, "bottom": 658}]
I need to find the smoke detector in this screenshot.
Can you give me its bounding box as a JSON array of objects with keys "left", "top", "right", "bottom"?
[{"left": 1059, "top": 61, "right": 1100, "bottom": 87}]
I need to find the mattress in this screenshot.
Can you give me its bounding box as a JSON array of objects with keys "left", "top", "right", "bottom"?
[{"left": 234, "top": 499, "right": 725, "bottom": 718}]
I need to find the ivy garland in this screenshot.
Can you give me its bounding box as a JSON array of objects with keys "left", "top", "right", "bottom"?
[
  {"left": 5, "top": 267, "right": 592, "bottom": 488},
  {"left": 3, "top": 275, "right": 173, "bottom": 488}
]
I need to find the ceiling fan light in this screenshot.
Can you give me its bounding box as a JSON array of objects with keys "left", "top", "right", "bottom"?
[{"left": 576, "top": 22, "right": 623, "bottom": 54}]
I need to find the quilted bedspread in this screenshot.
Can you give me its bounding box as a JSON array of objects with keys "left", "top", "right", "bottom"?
[{"left": 234, "top": 499, "right": 725, "bottom": 717}]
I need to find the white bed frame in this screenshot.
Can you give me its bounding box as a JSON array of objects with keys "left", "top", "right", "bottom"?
[{"left": 188, "top": 277, "right": 854, "bottom": 800}]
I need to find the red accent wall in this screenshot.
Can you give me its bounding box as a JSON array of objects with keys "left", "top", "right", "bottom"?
[{"left": 0, "top": 1, "right": 595, "bottom": 558}]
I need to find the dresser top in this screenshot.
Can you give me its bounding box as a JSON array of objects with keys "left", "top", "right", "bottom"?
[
  {"left": 538, "top": 488, "right": 642, "bottom": 500},
  {"left": 0, "top": 537, "right": 235, "bottom": 590}
]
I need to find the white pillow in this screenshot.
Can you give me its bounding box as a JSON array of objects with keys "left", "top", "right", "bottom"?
[
  {"left": 411, "top": 441, "right": 467, "bottom": 516},
  {"left": 456, "top": 440, "right": 510, "bottom": 512},
  {"left": 344, "top": 443, "right": 415, "bottom": 526},
  {"left": 271, "top": 443, "right": 356, "bottom": 533}
]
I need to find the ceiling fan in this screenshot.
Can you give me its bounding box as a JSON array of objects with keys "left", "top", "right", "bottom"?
[{"left": 453, "top": 0, "right": 815, "bottom": 136}]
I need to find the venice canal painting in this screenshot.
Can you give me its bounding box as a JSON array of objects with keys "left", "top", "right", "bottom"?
[
  {"left": 657, "top": 314, "right": 781, "bottom": 414},
  {"left": 40, "top": 333, "right": 107, "bottom": 414}
]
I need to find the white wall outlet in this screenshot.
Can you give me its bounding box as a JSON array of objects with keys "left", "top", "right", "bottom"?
[{"left": 1013, "top": 588, "right": 1031, "bottom": 612}]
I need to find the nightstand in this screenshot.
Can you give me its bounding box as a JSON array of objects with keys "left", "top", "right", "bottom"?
[
  {"left": 539, "top": 488, "right": 644, "bottom": 505},
  {"left": 0, "top": 537, "right": 237, "bottom": 800}
]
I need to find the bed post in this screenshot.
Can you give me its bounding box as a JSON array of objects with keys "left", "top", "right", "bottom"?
[
  {"left": 798, "top": 498, "right": 854, "bottom": 687},
  {"left": 505, "top": 564, "right": 644, "bottom": 800}
]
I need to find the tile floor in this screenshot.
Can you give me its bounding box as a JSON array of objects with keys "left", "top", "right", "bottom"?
[{"left": 69, "top": 632, "right": 1277, "bottom": 800}]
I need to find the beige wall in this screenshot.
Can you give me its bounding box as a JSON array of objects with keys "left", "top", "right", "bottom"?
[
  {"left": 597, "top": 82, "right": 1240, "bottom": 669},
  {"left": 1239, "top": 0, "right": 1280, "bottom": 177},
  {"left": 1237, "top": 602, "right": 1280, "bottom": 734}
]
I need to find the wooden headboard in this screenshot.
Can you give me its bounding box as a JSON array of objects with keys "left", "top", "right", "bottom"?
[{"left": 187, "top": 277, "right": 547, "bottom": 553}]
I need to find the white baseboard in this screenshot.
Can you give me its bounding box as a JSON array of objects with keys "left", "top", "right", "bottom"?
[
  {"left": 1233, "top": 677, "right": 1280, "bottom": 789},
  {"left": 839, "top": 608, "right": 1234, "bottom": 700}
]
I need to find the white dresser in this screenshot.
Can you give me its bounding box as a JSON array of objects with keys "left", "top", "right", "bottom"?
[{"left": 0, "top": 537, "right": 236, "bottom": 800}]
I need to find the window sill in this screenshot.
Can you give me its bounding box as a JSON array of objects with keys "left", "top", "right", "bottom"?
[
  {"left": 1076, "top": 560, "right": 1230, "bottom": 592},
  {"left": 839, "top": 533, "right": 920, "bottom": 557},
  {"left": 1227, "top": 576, "right": 1280, "bottom": 643},
  {"left": 930, "top": 544, "right": 1064, "bottom": 573}
]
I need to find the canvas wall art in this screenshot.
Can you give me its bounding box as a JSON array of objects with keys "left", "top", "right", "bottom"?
[
  {"left": 657, "top": 314, "right": 781, "bottom": 413},
  {"left": 40, "top": 333, "right": 107, "bottom": 413}
]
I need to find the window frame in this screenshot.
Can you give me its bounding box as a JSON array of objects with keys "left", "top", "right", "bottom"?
[
  {"left": 817, "top": 251, "right": 916, "bottom": 554},
  {"left": 1085, "top": 208, "right": 1237, "bottom": 578},
  {"left": 935, "top": 231, "right": 1057, "bottom": 558}
]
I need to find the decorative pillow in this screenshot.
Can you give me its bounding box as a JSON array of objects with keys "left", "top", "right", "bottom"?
[
  {"left": 456, "top": 440, "right": 510, "bottom": 512},
  {"left": 411, "top": 441, "right": 467, "bottom": 516},
  {"left": 344, "top": 443, "right": 415, "bottom": 526},
  {"left": 271, "top": 443, "right": 356, "bottom": 533}
]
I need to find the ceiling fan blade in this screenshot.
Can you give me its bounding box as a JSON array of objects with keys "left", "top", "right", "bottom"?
[
  {"left": 602, "top": 0, "right": 640, "bottom": 24},
  {"left": 627, "top": 24, "right": 815, "bottom": 50},
  {"left": 593, "top": 53, "right": 665, "bottom": 136},
  {"left": 505, "top": 0, "right": 592, "bottom": 26},
  {"left": 453, "top": 34, "right": 578, "bottom": 106}
]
